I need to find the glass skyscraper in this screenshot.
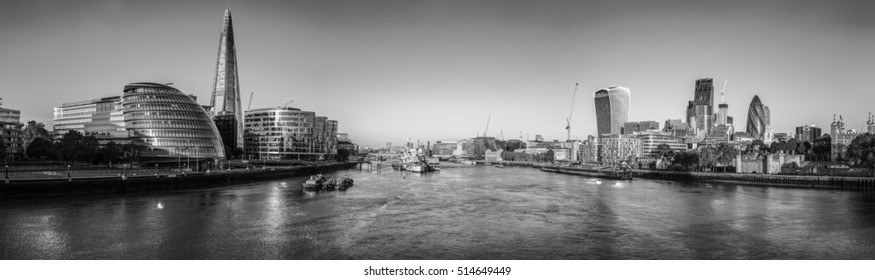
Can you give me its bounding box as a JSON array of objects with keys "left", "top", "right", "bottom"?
[
  {"left": 593, "top": 86, "right": 631, "bottom": 136},
  {"left": 745, "top": 95, "right": 770, "bottom": 140},
  {"left": 52, "top": 96, "right": 128, "bottom": 144},
  {"left": 209, "top": 8, "right": 244, "bottom": 149}
]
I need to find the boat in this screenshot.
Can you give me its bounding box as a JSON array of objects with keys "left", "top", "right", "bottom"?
[
  {"left": 323, "top": 178, "right": 338, "bottom": 191},
  {"left": 303, "top": 174, "right": 327, "bottom": 190},
  {"left": 426, "top": 157, "right": 441, "bottom": 171},
  {"left": 406, "top": 162, "right": 429, "bottom": 173},
  {"left": 540, "top": 165, "right": 633, "bottom": 180},
  {"left": 339, "top": 177, "right": 354, "bottom": 190}
]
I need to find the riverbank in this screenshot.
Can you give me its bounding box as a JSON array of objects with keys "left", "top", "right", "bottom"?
[
  {"left": 495, "top": 161, "right": 875, "bottom": 190},
  {"left": 632, "top": 169, "right": 875, "bottom": 190},
  {"left": 0, "top": 162, "right": 357, "bottom": 199}
]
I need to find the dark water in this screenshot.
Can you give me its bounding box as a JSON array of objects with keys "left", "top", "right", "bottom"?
[{"left": 2, "top": 165, "right": 875, "bottom": 259}]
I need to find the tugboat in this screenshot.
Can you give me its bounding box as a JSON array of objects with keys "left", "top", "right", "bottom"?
[
  {"left": 339, "top": 176, "right": 354, "bottom": 191},
  {"left": 303, "top": 174, "right": 327, "bottom": 190}
]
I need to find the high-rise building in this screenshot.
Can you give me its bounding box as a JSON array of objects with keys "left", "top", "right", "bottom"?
[
  {"left": 209, "top": 8, "right": 244, "bottom": 149},
  {"left": 795, "top": 124, "right": 822, "bottom": 143},
  {"left": 593, "top": 86, "right": 631, "bottom": 136},
  {"left": 52, "top": 96, "right": 128, "bottom": 144},
  {"left": 745, "top": 95, "right": 770, "bottom": 140},
  {"left": 829, "top": 114, "right": 867, "bottom": 161},
  {"left": 686, "top": 78, "right": 714, "bottom": 137},
  {"left": 122, "top": 82, "right": 226, "bottom": 165}
]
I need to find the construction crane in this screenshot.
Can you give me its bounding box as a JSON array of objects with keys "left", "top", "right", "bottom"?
[
  {"left": 247, "top": 92, "right": 254, "bottom": 111},
  {"left": 720, "top": 80, "right": 728, "bottom": 104},
  {"left": 282, "top": 99, "right": 294, "bottom": 108},
  {"left": 565, "top": 83, "right": 579, "bottom": 141},
  {"left": 483, "top": 113, "right": 491, "bottom": 137}
]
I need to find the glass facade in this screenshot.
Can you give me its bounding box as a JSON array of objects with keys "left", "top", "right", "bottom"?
[
  {"left": 594, "top": 86, "right": 631, "bottom": 136},
  {"left": 52, "top": 96, "right": 128, "bottom": 144},
  {"left": 745, "top": 95, "right": 770, "bottom": 140},
  {"left": 244, "top": 107, "right": 338, "bottom": 160},
  {"left": 210, "top": 8, "right": 244, "bottom": 149},
  {"left": 122, "top": 82, "right": 225, "bottom": 159}
]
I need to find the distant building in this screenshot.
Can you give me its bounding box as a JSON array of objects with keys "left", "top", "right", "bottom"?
[
  {"left": 0, "top": 105, "right": 24, "bottom": 161},
  {"left": 772, "top": 133, "right": 790, "bottom": 143},
  {"left": 623, "top": 121, "right": 659, "bottom": 134},
  {"left": 578, "top": 136, "right": 599, "bottom": 163},
  {"left": 829, "top": 114, "right": 866, "bottom": 161},
  {"left": 687, "top": 78, "right": 714, "bottom": 137},
  {"left": 534, "top": 134, "right": 544, "bottom": 142},
  {"left": 504, "top": 139, "right": 524, "bottom": 152},
  {"left": 663, "top": 119, "right": 695, "bottom": 137},
  {"left": 52, "top": 96, "right": 128, "bottom": 144},
  {"left": 745, "top": 95, "right": 770, "bottom": 141},
  {"left": 337, "top": 133, "right": 349, "bottom": 142},
  {"left": 593, "top": 86, "right": 631, "bottom": 136},
  {"left": 485, "top": 149, "right": 503, "bottom": 162},
  {"left": 598, "top": 134, "right": 641, "bottom": 165},
  {"left": 636, "top": 132, "right": 687, "bottom": 154},
  {"left": 213, "top": 114, "right": 238, "bottom": 155},
  {"left": 704, "top": 125, "right": 732, "bottom": 144},
  {"left": 432, "top": 140, "right": 458, "bottom": 156}
]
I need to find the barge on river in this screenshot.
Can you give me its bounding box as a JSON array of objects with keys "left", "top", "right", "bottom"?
[{"left": 540, "top": 165, "right": 633, "bottom": 180}]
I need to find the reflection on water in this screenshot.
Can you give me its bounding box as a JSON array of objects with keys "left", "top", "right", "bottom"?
[{"left": 2, "top": 166, "right": 875, "bottom": 259}]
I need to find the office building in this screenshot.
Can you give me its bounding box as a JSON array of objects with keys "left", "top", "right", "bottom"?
[
  {"left": 0, "top": 105, "right": 24, "bottom": 161},
  {"left": 243, "top": 107, "right": 338, "bottom": 160},
  {"left": 623, "top": 121, "right": 659, "bottom": 134},
  {"left": 52, "top": 96, "right": 128, "bottom": 144},
  {"left": 636, "top": 133, "right": 687, "bottom": 154},
  {"left": 122, "top": 82, "right": 226, "bottom": 165},
  {"left": 745, "top": 95, "right": 770, "bottom": 141},
  {"left": 594, "top": 86, "right": 631, "bottom": 136},
  {"left": 795, "top": 124, "right": 822, "bottom": 143},
  {"left": 209, "top": 8, "right": 244, "bottom": 149},
  {"left": 686, "top": 78, "right": 714, "bottom": 137},
  {"left": 598, "top": 134, "right": 641, "bottom": 165}
]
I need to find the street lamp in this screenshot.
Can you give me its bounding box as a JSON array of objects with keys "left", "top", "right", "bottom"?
[
  {"left": 5, "top": 165, "right": 8, "bottom": 183},
  {"left": 67, "top": 164, "right": 71, "bottom": 178}
]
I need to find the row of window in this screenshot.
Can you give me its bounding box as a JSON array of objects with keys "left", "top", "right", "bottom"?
[
  {"left": 125, "top": 111, "right": 211, "bottom": 122},
  {"left": 130, "top": 129, "right": 218, "bottom": 139}
]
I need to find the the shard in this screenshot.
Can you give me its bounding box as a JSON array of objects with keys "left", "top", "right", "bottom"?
[{"left": 210, "top": 8, "right": 243, "bottom": 149}]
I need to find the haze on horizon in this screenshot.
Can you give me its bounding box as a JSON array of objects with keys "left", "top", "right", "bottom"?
[{"left": 1, "top": 0, "right": 873, "bottom": 149}]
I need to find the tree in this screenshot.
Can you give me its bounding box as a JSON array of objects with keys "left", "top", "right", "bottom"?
[
  {"left": 812, "top": 134, "right": 832, "bottom": 161},
  {"left": 697, "top": 146, "right": 719, "bottom": 171},
  {"left": 26, "top": 138, "right": 53, "bottom": 160},
  {"left": 654, "top": 143, "right": 672, "bottom": 158},
  {"left": 715, "top": 143, "right": 739, "bottom": 172},
  {"left": 846, "top": 133, "right": 874, "bottom": 167},
  {"left": 59, "top": 130, "right": 84, "bottom": 163},
  {"left": 544, "top": 150, "right": 555, "bottom": 162},
  {"left": 21, "top": 120, "right": 50, "bottom": 155}
]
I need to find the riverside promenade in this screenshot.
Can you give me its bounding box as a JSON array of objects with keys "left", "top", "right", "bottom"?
[
  {"left": 496, "top": 161, "right": 875, "bottom": 190},
  {"left": 0, "top": 162, "right": 357, "bottom": 199}
]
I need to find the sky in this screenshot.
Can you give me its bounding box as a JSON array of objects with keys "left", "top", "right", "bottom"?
[{"left": 1, "top": 0, "right": 874, "bottom": 148}]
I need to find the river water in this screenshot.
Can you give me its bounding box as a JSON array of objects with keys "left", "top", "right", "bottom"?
[{"left": 2, "top": 164, "right": 875, "bottom": 259}]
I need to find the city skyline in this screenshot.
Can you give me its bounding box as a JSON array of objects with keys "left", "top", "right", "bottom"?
[{"left": 2, "top": 0, "right": 874, "bottom": 148}]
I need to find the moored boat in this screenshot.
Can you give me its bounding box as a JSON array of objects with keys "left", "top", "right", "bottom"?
[
  {"left": 540, "top": 165, "right": 632, "bottom": 180},
  {"left": 303, "top": 174, "right": 327, "bottom": 190},
  {"left": 339, "top": 177, "right": 354, "bottom": 190}
]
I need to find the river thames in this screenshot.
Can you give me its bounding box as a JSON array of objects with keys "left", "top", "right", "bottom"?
[{"left": 2, "top": 164, "right": 875, "bottom": 259}]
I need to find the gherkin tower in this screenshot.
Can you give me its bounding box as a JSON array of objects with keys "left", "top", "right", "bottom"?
[{"left": 210, "top": 8, "right": 243, "bottom": 149}]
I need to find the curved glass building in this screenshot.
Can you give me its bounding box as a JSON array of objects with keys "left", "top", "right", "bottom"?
[
  {"left": 745, "top": 95, "right": 770, "bottom": 140},
  {"left": 593, "top": 86, "right": 631, "bottom": 136},
  {"left": 122, "top": 82, "right": 226, "bottom": 162},
  {"left": 244, "top": 107, "right": 337, "bottom": 160}
]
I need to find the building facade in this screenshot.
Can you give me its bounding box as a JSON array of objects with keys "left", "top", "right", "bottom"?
[
  {"left": 209, "top": 8, "right": 244, "bottom": 149},
  {"left": 687, "top": 78, "right": 714, "bottom": 137},
  {"left": 52, "top": 96, "right": 128, "bottom": 144},
  {"left": 122, "top": 82, "right": 226, "bottom": 164},
  {"left": 636, "top": 132, "right": 687, "bottom": 154},
  {"left": 794, "top": 124, "right": 822, "bottom": 143},
  {"left": 243, "top": 107, "right": 338, "bottom": 160},
  {"left": 829, "top": 115, "right": 867, "bottom": 161},
  {"left": 598, "top": 134, "right": 642, "bottom": 165},
  {"left": 623, "top": 121, "right": 659, "bottom": 134},
  {"left": 593, "top": 86, "right": 631, "bottom": 136},
  {"left": 0, "top": 107, "right": 24, "bottom": 161},
  {"left": 745, "top": 95, "right": 770, "bottom": 141}
]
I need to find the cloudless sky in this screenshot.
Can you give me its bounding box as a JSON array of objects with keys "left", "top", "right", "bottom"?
[{"left": 1, "top": 0, "right": 873, "bottom": 148}]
